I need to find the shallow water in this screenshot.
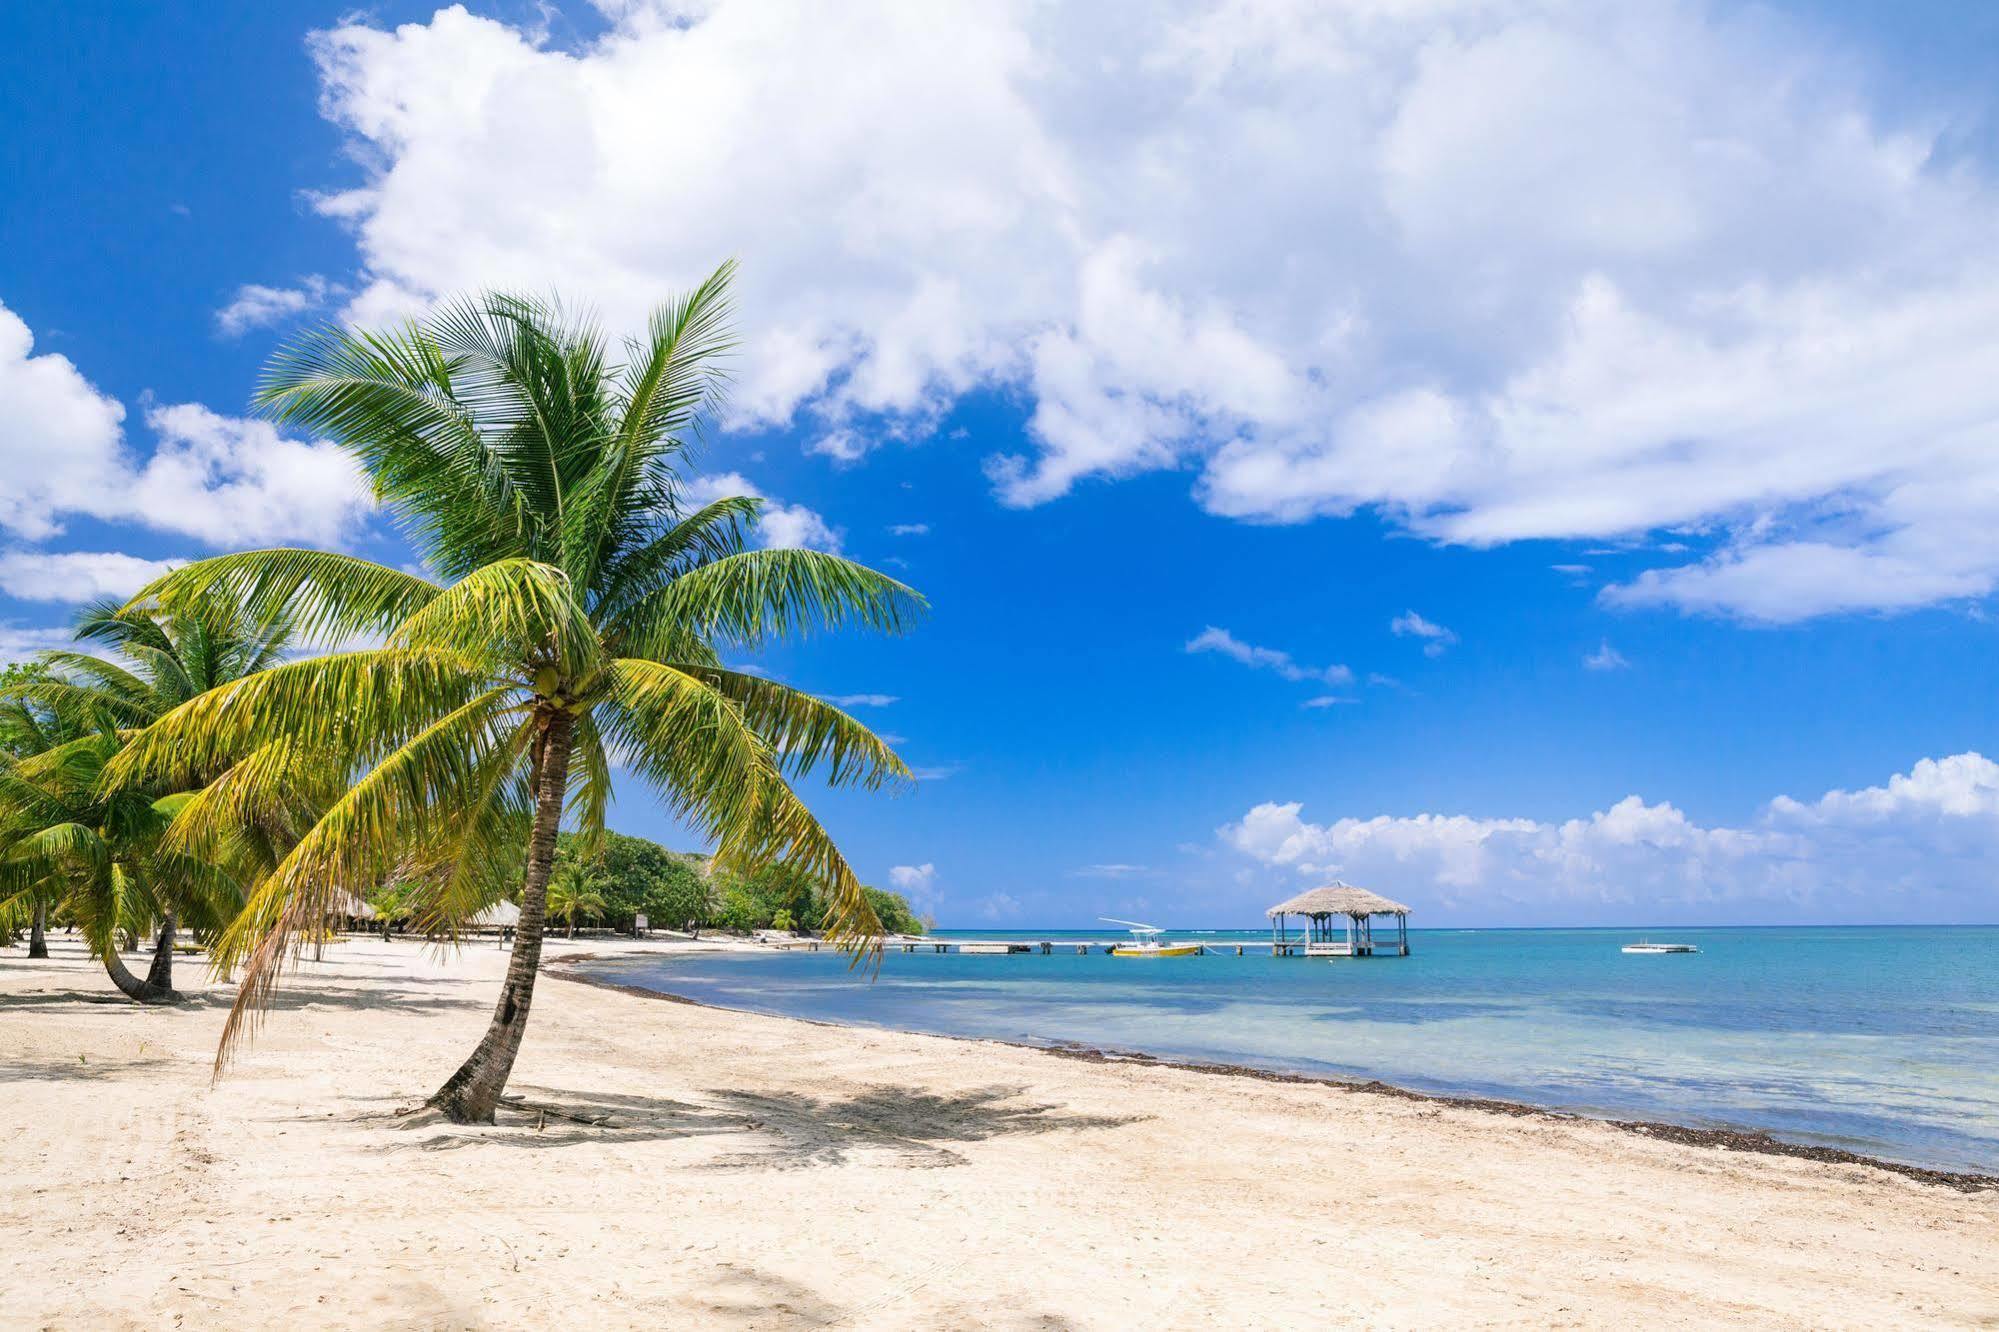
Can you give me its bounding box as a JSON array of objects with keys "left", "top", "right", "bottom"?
[{"left": 584, "top": 925, "right": 1999, "bottom": 1173}]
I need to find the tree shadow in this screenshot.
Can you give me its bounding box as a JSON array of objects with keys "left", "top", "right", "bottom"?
[
  {"left": 689, "top": 1264, "right": 851, "bottom": 1327},
  {"left": 384, "top": 1085, "right": 753, "bottom": 1152},
  {"left": 0, "top": 990, "right": 144, "bottom": 1009},
  {"left": 198, "top": 986, "right": 486, "bottom": 1015},
  {"left": 704, "top": 1083, "right": 1143, "bottom": 1170},
  {"left": 0, "top": 1053, "right": 172, "bottom": 1083},
  {"left": 372, "top": 1082, "right": 1142, "bottom": 1166},
  {"left": 685, "top": 1262, "right": 1082, "bottom": 1328}
]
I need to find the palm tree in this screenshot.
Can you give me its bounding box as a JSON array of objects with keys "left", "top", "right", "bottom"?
[
  {"left": 546, "top": 862, "right": 607, "bottom": 939},
  {"left": 0, "top": 732, "right": 239, "bottom": 1001},
  {"left": 0, "top": 597, "right": 294, "bottom": 996},
  {"left": 115, "top": 265, "right": 922, "bottom": 1121},
  {"left": 2, "top": 660, "right": 78, "bottom": 959}
]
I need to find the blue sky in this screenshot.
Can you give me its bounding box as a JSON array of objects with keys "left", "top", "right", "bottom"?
[{"left": 4, "top": 1, "right": 1999, "bottom": 928}]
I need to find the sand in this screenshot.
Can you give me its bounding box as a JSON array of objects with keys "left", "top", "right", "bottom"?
[{"left": 3, "top": 934, "right": 1995, "bottom": 1330}]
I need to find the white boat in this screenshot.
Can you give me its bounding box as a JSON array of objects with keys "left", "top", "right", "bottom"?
[
  {"left": 1621, "top": 940, "right": 1699, "bottom": 954},
  {"left": 1100, "top": 917, "right": 1201, "bottom": 958}
]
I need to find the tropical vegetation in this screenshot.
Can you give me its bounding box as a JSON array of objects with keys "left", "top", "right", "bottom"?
[
  {"left": 0, "top": 595, "right": 299, "bottom": 997},
  {"left": 104, "top": 264, "right": 922, "bottom": 1121}
]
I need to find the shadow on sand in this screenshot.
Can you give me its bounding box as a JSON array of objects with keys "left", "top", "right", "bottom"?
[
  {"left": 684, "top": 1262, "right": 1083, "bottom": 1329},
  {"left": 0, "top": 1053, "right": 173, "bottom": 1083},
  {"left": 383, "top": 1082, "right": 1142, "bottom": 1166}
]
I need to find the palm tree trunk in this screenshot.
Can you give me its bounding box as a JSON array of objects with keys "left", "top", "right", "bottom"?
[
  {"left": 427, "top": 710, "right": 575, "bottom": 1124},
  {"left": 27, "top": 898, "right": 47, "bottom": 959},
  {"left": 145, "top": 912, "right": 177, "bottom": 992},
  {"left": 104, "top": 943, "right": 177, "bottom": 1004}
]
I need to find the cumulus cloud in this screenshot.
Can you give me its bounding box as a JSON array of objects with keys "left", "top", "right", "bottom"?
[
  {"left": 805, "top": 430, "right": 868, "bottom": 465},
  {"left": 0, "top": 301, "right": 373, "bottom": 548},
  {"left": 1186, "top": 625, "right": 1351, "bottom": 687},
  {"left": 215, "top": 276, "right": 335, "bottom": 336},
  {"left": 1220, "top": 753, "right": 1999, "bottom": 924},
  {"left": 0, "top": 550, "right": 179, "bottom": 604},
  {"left": 889, "top": 863, "right": 935, "bottom": 892},
  {"left": 976, "top": 891, "right": 1022, "bottom": 922},
  {"left": 297, "top": 0, "right": 1999, "bottom": 621},
  {"left": 1390, "top": 610, "right": 1457, "bottom": 657},
  {"left": 0, "top": 622, "right": 92, "bottom": 664},
  {"left": 124, "top": 404, "right": 372, "bottom": 546},
  {"left": 0, "top": 300, "right": 129, "bottom": 541},
  {"left": 1584, "top": 640, "right": 1631, "bottom": 671},
  {"left": 682, "top": 472, "right": 841, "bottom": 553}
]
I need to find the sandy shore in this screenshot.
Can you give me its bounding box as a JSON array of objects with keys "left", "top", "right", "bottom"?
[{"left": 4, "top": 935, "right": 1995, "bottom": 1329}]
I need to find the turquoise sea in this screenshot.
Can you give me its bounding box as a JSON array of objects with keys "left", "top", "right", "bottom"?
[{"left": 584, "top": 925, "right": 1999, "bottom": 1173}]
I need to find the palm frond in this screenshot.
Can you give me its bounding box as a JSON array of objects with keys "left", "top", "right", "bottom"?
[
  {"left": 618, "top": 549, "right": 924, "bottom": 656},
  {"left": 212, "top": 688, "right": 526, "bottom": 1066},
  {"left": 107, "top": 648, "right": 493, "bottom": 793},
  {"left": 675, "top": 665, "right": 911, "bottom": 791},
  {"left": 129, "top": 549, "right": 441, "bottom": 653}
]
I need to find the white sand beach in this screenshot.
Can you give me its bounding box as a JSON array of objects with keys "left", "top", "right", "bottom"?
[{"left": 4, "top": 935, "right": 1995, "bottom": 1330}]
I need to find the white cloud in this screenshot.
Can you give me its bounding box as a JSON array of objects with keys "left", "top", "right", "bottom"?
[
  {"left": 888, "top": 523, "right": 930, "bottom": 537},
  {"left": 1584, "top": 640, "right": 1631, "bottom": 671},
  {"left": 0, "top": 551, "right": 178, "bottom": 604},
  {"left": 976, "top": 891, "right": 1022, "bottom": 922},
  {"left": 824, "top": 693, "right": 896, "bottom": 707},
  {"left": 1072, "top": 863, "right": 1149, "bottom": 879},
  {"left": 1220, "top": 753, "right": 1999, "bottom": 924},
  {"left": 911, "top": 761, "right": 964, "bottom": 782},
  {"left": 888, "top": 863, "right": 935, "bottom": 892},
  {"left": 302, "top": 1, "right": 1999, "bottom": 621},
  {"left": 0, "top": 300, "right": 129, "bottom": 542},
  {"left": 0, "top": 301, "right": 372, "bottom": 549},
  {"left": 0, "top": 622, "right": 88, "bottom": 664},
  {"left": 124, "top": 404, "right": 372, "bottom": 547},
  {"left": 1186, "top": 625, "right": 1351, "bottom": 687},
  {"left": 885, "top": 862, "right": 940, "bottom": 918},
  {"left": 1390, "top": 610, "right": 1457, "bottom": 657},
  {"left": 806, "top": 430, "right": 869, "bottom": 465},
  {"left": 215, "top": 276, "right": 334, "bottom": 336},
  {"left": 1302, "top": 695, "right": 1355, "bottom": 709},
  {"left": 682, "top": 472, "right": 841, "bottom": 553}
]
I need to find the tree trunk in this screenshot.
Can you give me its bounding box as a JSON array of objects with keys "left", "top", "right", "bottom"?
[
  {"left": 104, "top": 942, "right": 177, "bottom": 1004},
  {"left": 27, "top": 898, "right": 47, "bottom": 959},
  {"left": 427, "top": 710, "right": 575, "bottom": 1124},
  {"left": 567, "top": 919, "right": 576, "bottom": 939},
  {"left": 145, "top": 912, "right": 177, "bottom": 993}
]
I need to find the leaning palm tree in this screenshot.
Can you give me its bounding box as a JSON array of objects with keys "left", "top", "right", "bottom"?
[
  {"left": 0, "top": 732, "right": 240, "bottom": 1001},
  {"left": 114, "top": 264, "right": 922, "bottom": 1122}
]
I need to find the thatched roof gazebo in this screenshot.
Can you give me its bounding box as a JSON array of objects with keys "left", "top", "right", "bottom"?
[{"left": 1267, "top": 882, "right": 1412, "bottom": 958}]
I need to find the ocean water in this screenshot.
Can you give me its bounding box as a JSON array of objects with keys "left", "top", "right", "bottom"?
[{"left": 584, "top": 925, "right": 1999, "bottom": 1173}]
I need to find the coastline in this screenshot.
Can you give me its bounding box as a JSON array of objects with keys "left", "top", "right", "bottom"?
[
  {"left": 550, "top": 951, "right": 1999, "bottom": 1195},
  {"left": 8, "top": 934, "right": 1998, "bottom": 1328}
]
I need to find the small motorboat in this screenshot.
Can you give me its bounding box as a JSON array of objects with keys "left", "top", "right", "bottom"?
[
  {"left": 1101, "top": 917, "right": 1201, "bottom": 957},
  {"left": 1621, "top": 940, "right": 1699, "bottom": 954}
]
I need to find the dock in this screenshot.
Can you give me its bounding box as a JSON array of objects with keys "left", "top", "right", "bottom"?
[{"left": 770, "top": 937, "right": 1283, "bottom": 956}]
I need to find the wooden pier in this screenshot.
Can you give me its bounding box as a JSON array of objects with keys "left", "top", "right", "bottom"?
[{"left": 768, "top": 935, "right": 1409, "bottom": 958}]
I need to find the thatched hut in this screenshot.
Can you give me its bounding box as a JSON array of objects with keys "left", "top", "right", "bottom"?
[{"left": 1267, "top": 883, "right": 1411, "bottom": 957}]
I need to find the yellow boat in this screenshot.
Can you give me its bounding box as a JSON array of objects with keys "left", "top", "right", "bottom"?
[
  {"left": 1102, "top": 918, "right": 1201, "bottom": 957},
  {"left": 1111, "top": 942, "right": 1202, "bottom": 957}
]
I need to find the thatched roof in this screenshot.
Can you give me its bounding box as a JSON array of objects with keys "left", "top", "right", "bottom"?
[
  {"left": 1266, "top": 882, "right": 1411, "bottom": 918},
  {"left": 470, "top": 900, "right": 521, "bottom": 928},
  {"left": 328, "top": 890, "right": 376, "bottom": 920}
]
